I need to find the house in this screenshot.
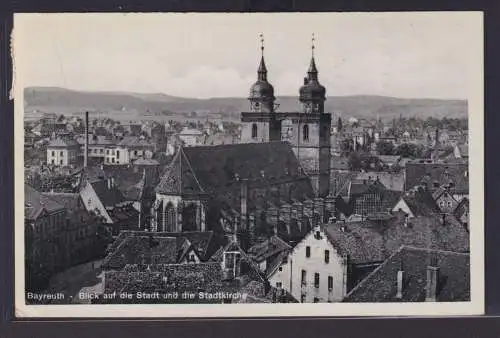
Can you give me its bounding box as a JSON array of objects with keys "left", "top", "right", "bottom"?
[
  {"left": 391, "top": 189, "right": 440, "bottom": 218},
  {"left": 103, "top": 230, "right": 223, "bottom": 269},
  {"left": 267, "top": 211, "right": 469, "bottom": 303},
  {"left": 80, "top": 177, "right": 139, "bottom": 234},
  {"left": 117, "top": 136, "right": 156, "bottom": 162},
  {"left": 453, "top": 143, "right": 469, "bottom": 159},
  {"left": 356, "top": 172, "right": 405, "bottom": 192},
  {"left": 46, "top": 138, "right": 79, "bottom": 166},
  {"left": 41, "top": 192, "right": 109, "bottom": 266},
  {"left": 432, "top": 186, "right": 459, "bottom": 214},
  {"left": 247, "top": 235, "right": 292, "bottom": 277},
  {"left": 99, "top": 238, "right": 272, "bottom": 304},
  {"left": 405, "top": 159, "right": 469, "bottom": 200},
  {"left": 178, "top": 127, "right": 204, "bottom": 147},
  {"left": 343, "top": 246, "right": 470, "bottom": 302},
  {"left": 377, "top": 155, "right": 401, "bottom": 168},
  {"left": 76, "top": 135, "right": 115, "bottom": 162},
  {"left": 454, "top": 197, "right": 469, "bottom": 230}
]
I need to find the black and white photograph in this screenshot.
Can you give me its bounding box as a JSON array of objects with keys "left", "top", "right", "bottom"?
[{"left": 13, "top": 12, "right": 484, "bottom": 317}]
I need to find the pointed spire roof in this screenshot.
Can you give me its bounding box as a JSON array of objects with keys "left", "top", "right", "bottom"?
[{"left": 257, "top": 33, "right": 268, "bottom": 81}]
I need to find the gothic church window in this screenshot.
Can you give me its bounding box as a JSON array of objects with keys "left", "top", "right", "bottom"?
[
  {"left": 252, "top": 124, "right": 258, "bottom": 139},
  {"left": 165, "top": 203, "right": 176, "bottom": 232}
]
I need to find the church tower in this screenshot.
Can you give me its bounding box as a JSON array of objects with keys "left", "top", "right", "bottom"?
[
  {"left": 288, "top": 35, "right": 331, "bottom": 197},
  {"left": 241, "top": 34, "right": 281, "bottom": 143}
]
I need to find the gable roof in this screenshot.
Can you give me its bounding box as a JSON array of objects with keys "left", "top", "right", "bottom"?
[
  {"left": 343, "top": 246, "right": 470, "bottom": 302},
  {"left": 156, "top": 142, "right": 314, "bottom": 210},
  {"left": 25, "top": 184, "right": 65, "bottom": 221},
  {"left": 106, "top": 230, "right": 221, "bottom": 262},
  {"left": 322, "top": 212, "right": 469, "bottom": 265},
  {"left": 405, "top": 160, "right": 468, "bottom": 194},
  {"left": 41, "top": 192, "right": 81, "bottom": 212},
  {"left": 89, "top": 179, "right": 127, "bottom": 207},
  {"left": 103, "top": 262, "right": 263, "bottom": 303},
  {"left": 397, "top": 190, "right": 440, "bottom": 217},
  {"left": 102, "top": 235, "right": 179, "bottom": 270},
  {"left": 247, "top": 235, "right": 292, "bottom": 263},
  {"left": 47, "top": 138, "right": 79, "bottom": 148}
]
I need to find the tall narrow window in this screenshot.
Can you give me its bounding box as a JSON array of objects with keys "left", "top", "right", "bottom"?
[
  {"left": 301, "top": 270, "right": 307, "bottom": 285},
  {"left": 303, "top": 124, "right": 309, "bottom": 141},
  {"left": 314, "top": 273, "right": 320, "bottom": 288},
  {"left": 306, "top": 246, "right": 311, "bottom": 258},
  {"left": 251, "top": 123, "right": 258, "bottom": 139},
  {"left": 325, "top": 250, "right": 330, "bottom": 263},
  {"left": 328, "top": 276, "right": 333, "bottom": 290}
]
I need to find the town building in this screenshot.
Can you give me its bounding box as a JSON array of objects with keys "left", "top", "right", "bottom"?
[
  {"left": 267, "top": 211, "right": 469, "bottom": 303},
  {"left": 343, "top": 246, "right": 470, "bottom": 302},
  {"left": 46, "top": 138, "right": 79, "bottom": 166}
]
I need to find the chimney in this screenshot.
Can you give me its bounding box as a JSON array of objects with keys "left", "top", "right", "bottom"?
[
  {"left": 396, "top": 260, "right": 405, "bottom": 299},
  {"left": 425, "top": 254, "right": 440, "bottom": 302},
  {"left": 84, "top": 111, "right": 89, "bottom": 168},
  {"left": 240, "top": 179, "right": 248, "bottom": 230}
]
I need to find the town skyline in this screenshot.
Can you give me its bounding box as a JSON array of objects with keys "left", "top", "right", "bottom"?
[{"left": 14, "top": 12, "right": 481, "bottom": 100}]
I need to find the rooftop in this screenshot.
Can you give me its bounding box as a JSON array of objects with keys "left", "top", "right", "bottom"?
[{"left": 343, "top": 246, "right": 470, "bottom": 302}]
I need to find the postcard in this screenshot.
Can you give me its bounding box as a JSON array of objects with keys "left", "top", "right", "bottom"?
[{"left": 13, "top": 12, "right": 484, "bottom": 317}]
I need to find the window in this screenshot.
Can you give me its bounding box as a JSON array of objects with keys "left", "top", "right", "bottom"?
[
  {"left": 60, "top": 160, "right": 63, "bottom": 165},
  {"left": 251, "top": 123, "right": 258, "bottom": 139},
  {"left": 116, "top": 150, "right": 120, "bottom": 159},
  {"left": 106, "top": 150, "right": 110, "bottom": 155},
  {"left": 51, "top": 159, "right": 55, "bottom": 164},
  {"left": 314, "top": 273, "right": 320, "bottom": 288},
  {"left": 439, "top": 201, "right": 445, "bottom": 208},
  {"left": 278, "top": 266, "right": 283, "bottom": 272},
  {"left": 447, "top": 201, "right": 452, "bottom": 208},
  {"left": 112, "top": 158, "right": 115, "bottom": 163},
  {"left": 303, "top": 124, "right": 309, "bottom": 141},
  {"left": 60, "top": 151, "right": 63, "bottom": 156},
  {"left": 325, "top": 250, "right": 330, "bottom": 263},
  {"left": 306, "top": 246, "right": 311, "bottom": 258},
  {"left": 276, "top": 282, "right": 282, "bottom": 288},
  {"left": 134, "top": 150, "right": 138, "bottom": 156},
  {"left": 106, "top": 158, "right": 110, "bottom": 163},
  {"left": 328, "top": 276, "right": 333, "bottom": 291},
  {"left": 100, "top": 149, "right": 104, "bottom": 154},
  {"left": 51, "top": 151, "right": 55, "bottom": 156},
  {"left": 300, "top": 294, "right": 306, "bottom": 303},
  {"left": 301, "top": 270, "right": 307, "bottom": 285}
]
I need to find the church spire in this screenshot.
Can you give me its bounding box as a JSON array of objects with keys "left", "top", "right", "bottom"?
[
  {"left": 307, "top": 33, "right": 319, "bottom": 81},
  {"left": 257, "top": 33, "right": 267, "bottom": 81}
]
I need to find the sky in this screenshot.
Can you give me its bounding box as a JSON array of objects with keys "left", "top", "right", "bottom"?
[{"left": 13, "top": 12, "right": 482, "bottom": 100}]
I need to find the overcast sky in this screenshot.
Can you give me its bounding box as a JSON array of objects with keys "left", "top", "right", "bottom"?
[{"left": 13, "top": 12, "right": 482, "bottom": 100}]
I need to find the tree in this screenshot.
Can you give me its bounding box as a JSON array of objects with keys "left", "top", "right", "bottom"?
[
  {"left": 395, "top": 143, "right": 424, "bottom": 158},
  {"left": 376, "top": 140, "right": 395, "bottom": 155}
]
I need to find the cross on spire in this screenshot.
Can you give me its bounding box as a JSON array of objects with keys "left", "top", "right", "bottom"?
[
  {"left": 259, "top": 33, "right": 264, "bottom": 56},
  {"left": 311, "top": 33, "right": 315, "bottom": 57}
]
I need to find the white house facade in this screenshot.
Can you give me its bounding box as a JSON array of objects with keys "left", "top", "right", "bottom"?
[{"left": 268, "top": 225, "right": 348, "bottom": 303}]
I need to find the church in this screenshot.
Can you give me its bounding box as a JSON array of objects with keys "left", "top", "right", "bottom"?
[{"left": 151, "top": 36, "right": 335, "bottom": 246}]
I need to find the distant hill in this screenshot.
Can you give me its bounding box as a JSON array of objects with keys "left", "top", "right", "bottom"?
[{"left": 24, "top": 87, "right": 468, "bottom": 121}]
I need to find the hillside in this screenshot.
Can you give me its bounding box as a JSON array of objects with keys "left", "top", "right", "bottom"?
[{"left": 24, "top": 87, "right": 468, "bottom": 121}]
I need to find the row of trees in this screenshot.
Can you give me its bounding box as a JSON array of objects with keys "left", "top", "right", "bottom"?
[{"left": 375, "top": 140, "right": 427, "bottom": 158}]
